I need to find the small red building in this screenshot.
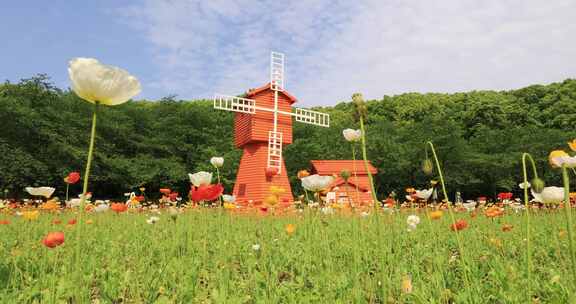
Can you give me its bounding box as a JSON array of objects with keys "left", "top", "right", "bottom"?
[
  {"left": 310, "top": 160, "right": 378, "bottom": 204},
  {"left": 232, "top": 83, "right": 296, "bottom": 203}
]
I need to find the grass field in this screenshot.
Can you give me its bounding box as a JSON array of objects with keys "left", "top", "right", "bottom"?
[{"left": 0, "top": 207, "right": 574, "bottom": 303}]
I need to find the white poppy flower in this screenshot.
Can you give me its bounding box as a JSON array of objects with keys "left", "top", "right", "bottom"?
[
  {"left": 146, "top": 216, "right": 160, "bottom": 224},
  {"left": 531, "top": 186, "right": 564, "bottom": 204},
  {"left": 95, "top": 204, "right": 109, "bottom": 213},
  {"left": 210, "top": 157, "right": 224, "bottom": 168},
  {"left": 321, "top": 207, "right": 334, "bottom": 215},
  {"left": 25, "top": 187, "right": 55, "bottom": 198},
  {"left": 252, "top": 244, "right": 261, "bottom": 251},
  {"left": 222, "top": 195, "right": 235, "bottom": 203},
  {"left": 68, "top": 58, "right": 141, "bottom": 106},
  {"left": 189, "top": 171, "right": 213, "bottom": 187},
  {"left": 407, "top": 223, "right": 417, "bottom": 232},
  {"left": 414, "top": 188, "right": 433, "bottom": 200},
  {"left": 406, "top": 215, "right": 421, "bottom": 226},
  {"left": 552, "top": 155, "right": 576, "bottom": 168},
  {"left": 342, "top": 129, "right": 362, "bottom": 142},
  {"left": 301, "top": 174, "right": 334, "bottom": 192},
  {"left": 518, "top": 182, "right": 531, "bottom": 189}
]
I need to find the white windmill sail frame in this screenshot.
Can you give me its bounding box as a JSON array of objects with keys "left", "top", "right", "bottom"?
[{"left": 213, "top": 94, "right": 256, "bottom": 114}]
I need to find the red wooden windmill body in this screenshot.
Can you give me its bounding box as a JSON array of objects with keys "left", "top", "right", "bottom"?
[{"left": 214, "top": 52, "right": 330, "bottom": 203}]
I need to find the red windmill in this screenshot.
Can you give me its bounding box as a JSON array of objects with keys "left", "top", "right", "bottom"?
[{"left": 214, "top": 52, "right": 330, "bottom": 203}]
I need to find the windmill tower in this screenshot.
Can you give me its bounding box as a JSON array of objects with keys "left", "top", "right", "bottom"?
[{"left": 214, "top": 52, "right": 330, "bottom": 203}]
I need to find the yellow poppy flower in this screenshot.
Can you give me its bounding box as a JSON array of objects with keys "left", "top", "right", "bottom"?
[
  {"left": 22, "top": 210, "right": 39, "bottom": 221},
  {"left": 270, "top": 186, "right": 286, "bottom": 196},
  {"left": 264, "top": 195, "right": 278, "bottom": 206}
]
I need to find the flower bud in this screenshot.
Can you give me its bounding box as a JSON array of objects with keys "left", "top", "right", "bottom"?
[
  {"left": 352, "top": 93, "right": 368, "bottom": 121},
  {"left": 422, "top": 159, "right": 434, "bottom": 175},
  {"left": 531, "top": 178, "right": 545, "bottom": 193}
]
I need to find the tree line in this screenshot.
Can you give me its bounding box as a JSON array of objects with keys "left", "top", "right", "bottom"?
[{"left": 1, "top": 74, "right": 575, "bottom": 201}]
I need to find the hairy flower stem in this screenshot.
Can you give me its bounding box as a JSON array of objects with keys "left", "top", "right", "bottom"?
[
  {"left": 216, "top": 167, "right": 223, "bottom": 206},
  {"left": 65, "top": 183, "right": 69, "bottom": 203},
  {"left": 521, "top": 153, "right": 538, "bottom": 301},
  {"left": 75, "top": 102, "right": 99, "bottom": 302},
  {"left": 426, "top": 141, "right": 473, "bottom": 300},
  {"left": 351, "top": 145, "right": 360, "bottom": 206},
  {"left": 358, "top": 117, "right": 379, "bottom": 209},
  {"left": 562, "top": 165, "right": 576, "bottom": 288}
]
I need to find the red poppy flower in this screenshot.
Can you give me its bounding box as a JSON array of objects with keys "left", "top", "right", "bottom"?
[
  {"left": 68, "top": 219, "right": 77, "bottom": 225},
  {"left": 190, "top": 184, "right": 224, "bottom": 202},
  {"left": 135, "top": 195, "right": 145, "bottom": 202},
  {"left": 450, "top": 219, "right": 468, "bottom": 231},
  {"left": 111, "top": 203, "right": 128, "bottom": 213},
  {"left": 65, "top": 172, "right": 81, "bottom": 184},
  {"left": 42, "top": 231, "right": 65, "bottom": 248},
  {"left": 0, "top": 220, "right": 10, "bottom": 225},
  {"left": 497, "top": 192, "right": 513, "bottom": 200},
  {"left": 169, "top": 192, "right": 179, "bottom": 201},
  {"left": 159, "top": 188, "right": 172, "bottom": 195}
]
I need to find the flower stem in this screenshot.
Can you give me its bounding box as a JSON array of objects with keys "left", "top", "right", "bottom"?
[
  {"left": 358, "top": 116, "right": 379, "bottom": 209},
  {"left": 426, "top": 141, "right": 473, "bottom": 301},
  {"left": 562, "top": 165, "right": 576, "bottom": 288},
  {"left": 75, "top": 102, "right": 99, "bottom": 302},
  {"left": 65, "top": 183, "right": 69, "bottom": 203},
  {"left": 351, "top": 145, "right": 360, "bottom": 207},
  {"left": 521, "top": 153, "right": 537, "bottom": 301}
]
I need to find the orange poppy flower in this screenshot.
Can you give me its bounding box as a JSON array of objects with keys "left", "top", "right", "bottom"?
[
  {"left": 569, "top": 139, "right": 576, "bottom": 152},
  {"left": 159, "top": 188, "right": 171, "bottom": 195},
  {"left": 485, "top": 207, "right": 504, "bottom": 218},
  {"left": 297, "top": 170, "right": 310, "bottom": 179},
  {"left": 429, "top": 210, "right": 443, "bottom": 220},
  {"left": 111, "top": 203, "right": 128, "bottom": 213},
  {"left": 285, "top": 224, "right": 296, "bottom": 235},
  {"left": 502, "top": 224, "right": 513, "bottom": 232},
  {"left": 450, "top": 219, "right": 468, "bottom": 231}
]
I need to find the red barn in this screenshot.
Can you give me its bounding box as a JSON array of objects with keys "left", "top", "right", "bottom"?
[{"left": 310, "top": 160, "right": 378, "bottom": 204}]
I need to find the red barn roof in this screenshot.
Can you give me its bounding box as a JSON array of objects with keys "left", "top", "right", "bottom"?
[{"left": 310, "top": 160, "right": 377, "bottom": 175}]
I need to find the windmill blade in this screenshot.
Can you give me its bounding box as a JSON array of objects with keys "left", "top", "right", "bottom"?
[
  {"left": 213, "top": 94, "right": 257, "bottom": 114},
  {"left": 267, "top": 131, "right": 283, "bottom": 174},
  {"left": 270, "top": 52, "right": 285, "bottom": 91},
  {"left": 293, "top": 107, "right": 330, "bottom": 127}
]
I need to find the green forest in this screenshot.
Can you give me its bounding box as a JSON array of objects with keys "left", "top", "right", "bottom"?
[{"left": 1, "top": 75, "right": 575, "bottom": 200}]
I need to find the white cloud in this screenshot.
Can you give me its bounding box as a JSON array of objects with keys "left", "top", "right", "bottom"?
[{"left": 119, "top": 0, "right": 576, "bottom": 106}]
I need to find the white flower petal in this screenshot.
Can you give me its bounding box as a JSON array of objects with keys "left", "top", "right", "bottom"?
[{"left": 68, "top": 57, "right": 141, "bottom": 106}]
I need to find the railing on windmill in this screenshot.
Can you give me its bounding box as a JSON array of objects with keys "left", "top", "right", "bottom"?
[{"left": 213, "top": 94, "right": 330, "bottom": 128}]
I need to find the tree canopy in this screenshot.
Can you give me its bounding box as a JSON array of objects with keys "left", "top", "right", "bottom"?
[{"left": 1, "top": 75, "right": 575, "bottom": 200}]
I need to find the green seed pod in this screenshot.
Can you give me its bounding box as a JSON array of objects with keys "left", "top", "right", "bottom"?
[
  {"left": 422, "top": 159, "right": 434, "bottom": 175},
  {"left": 531, "top": 178, "right": 545, "bottom": 193}
]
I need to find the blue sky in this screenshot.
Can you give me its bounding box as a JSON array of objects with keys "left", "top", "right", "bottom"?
[{"left": 2, "top": 0, "right": 575, "bottom": 106}]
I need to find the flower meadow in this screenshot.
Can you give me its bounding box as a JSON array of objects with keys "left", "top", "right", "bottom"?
[
  {"left": 0, "top": 203, "right": 576, "bottom": 303},
  {"left": 4, "top": 58, "right": 576, "bottom": 303}
]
